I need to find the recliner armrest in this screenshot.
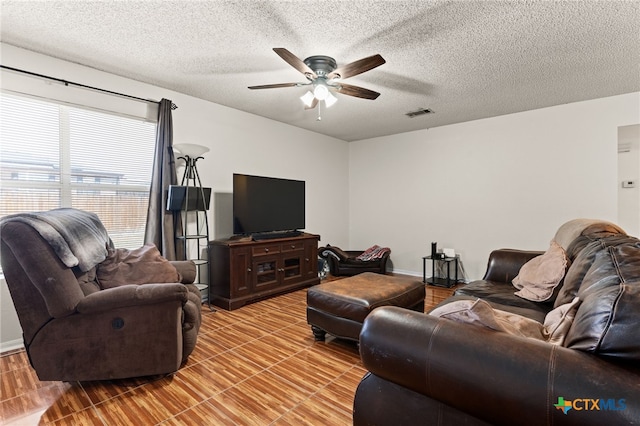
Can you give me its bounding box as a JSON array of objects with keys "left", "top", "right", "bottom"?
[
  {"left": 359, "top": 306, "right": 640, "bottom": 426},
  {"left": 76, "top": 283, "right": 188, "bottom": 315},
  {"left": 170, "top": 260, "right": 197, "bottom": 283}
]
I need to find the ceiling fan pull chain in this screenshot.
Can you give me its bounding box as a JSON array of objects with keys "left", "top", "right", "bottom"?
[{"left": 317, "top": 101, "right": 322, "bottom": 121}]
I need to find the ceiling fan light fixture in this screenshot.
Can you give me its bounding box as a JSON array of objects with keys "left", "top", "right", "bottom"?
[
  {"left": 250, "top": 48, "right": 385, "bottom": 115},
  {"left": 301, "top": 91, "right": 315, "bottom": 107},
  {"left": 313, "top": 83, "right": 329, "bottom": 101},
  {"left": 324, "top": 91, "right": 338, "bottom": 108}
]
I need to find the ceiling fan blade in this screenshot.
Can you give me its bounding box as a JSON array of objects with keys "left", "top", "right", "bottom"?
[
  {"left": 328, "top": 54, "right": 385, "bottom": 80},
  {"left": 334, "top": 83, "right": 380, "bottom": 100},
  {"left": 248, "top": 83, "right": 300, "bottom": 90},
  {"left": 304, "top": 98, "right": 319, "bottom": 110},
  {"left": 273, "top": 48, "right": 317, "bottom": 79}
]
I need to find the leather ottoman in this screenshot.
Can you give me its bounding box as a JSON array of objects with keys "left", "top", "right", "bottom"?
[{"left": 306, "top": 272, "right": 426, "bottom": 342}]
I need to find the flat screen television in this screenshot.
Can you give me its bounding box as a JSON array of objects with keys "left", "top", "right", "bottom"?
[{"left": 233, "top": 173, "right": 305, "bottom": 236}]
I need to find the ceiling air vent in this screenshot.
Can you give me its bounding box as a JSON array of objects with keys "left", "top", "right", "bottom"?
[{"left": 405, "top": 108, "right": 434, "bottom": 118}]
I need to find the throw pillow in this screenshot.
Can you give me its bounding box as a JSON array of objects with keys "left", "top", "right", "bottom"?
[
  {"left": 512, "top": 241, "right": 569, "bottom": 302},
  {"left": 97, "top": 243, "right": 181, "bottom": 289}
]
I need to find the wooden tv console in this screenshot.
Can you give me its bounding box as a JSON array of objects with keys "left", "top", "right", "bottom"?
[{"left": 208, "top": 233, "right": 320, "bottom": 310}]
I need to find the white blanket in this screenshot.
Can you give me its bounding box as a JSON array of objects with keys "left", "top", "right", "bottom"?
[{"left": 1, "top": 208, "right": 111, "bottom": 271}]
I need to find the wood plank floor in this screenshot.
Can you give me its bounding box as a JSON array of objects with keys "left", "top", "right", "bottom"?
[{"left": 0, "top": 276, "right": 457, "bottom": 425}]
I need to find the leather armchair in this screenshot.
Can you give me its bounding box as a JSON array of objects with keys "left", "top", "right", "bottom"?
[
  {"left": 318, "top": 245, "right": 390, "bottom": 276},
  {"left": 356, "top": 306, "right": 639, "bottom": 426},
  {"left": 1, "top": 218, "right": 201, "bottom": 381}
]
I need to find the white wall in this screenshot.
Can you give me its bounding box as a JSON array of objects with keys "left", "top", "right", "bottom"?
[
  {"left": 349, "top": 93, "right": 640, "bottom": 280},
  {"left": 169, "top": 93, "right": 350, "bottom": 243},
  {"left": 0, "top": 44, "right": 351, "bottom": 350},
  {"left": 618, "top": 124, "right": 640, "bottom": 237}
]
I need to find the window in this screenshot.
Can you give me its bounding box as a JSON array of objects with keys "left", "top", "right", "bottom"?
[{"left": 0, "top": 92, "right": 156, "bottom": 249}]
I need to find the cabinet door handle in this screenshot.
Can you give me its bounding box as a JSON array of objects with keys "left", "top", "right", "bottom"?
[
  {"left": 264, "top": 248, "right": 269, "bottom": 253},
  {"left": 247, "top": 268, "right": 252, "bottom": 272},
  {"left": 291, "top": 245, "right": 295, "bottom": 249}
]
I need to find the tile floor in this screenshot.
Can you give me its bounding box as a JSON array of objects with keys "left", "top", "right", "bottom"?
[{"left": 0, "top": 280, "right": 455, "bottom": 425}]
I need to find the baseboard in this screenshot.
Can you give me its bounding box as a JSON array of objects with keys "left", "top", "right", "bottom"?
[
  {"left": 389, "top": 268, "right": 422, "bottom": 278},
  {"left": 0, "top": 339, "right": 24, "bottom": 354},
  {"left": 389, "top": 268, "right": 468, "bottom": 283}
]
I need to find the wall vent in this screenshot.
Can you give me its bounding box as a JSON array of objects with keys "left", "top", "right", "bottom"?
[{"left": 405, "top": 108, "right": 434, "bottom": 118}]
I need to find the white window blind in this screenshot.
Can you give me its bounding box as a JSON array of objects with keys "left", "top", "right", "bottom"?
[{"left": 0, "top": 92, "right": 157, "bottom": 249}]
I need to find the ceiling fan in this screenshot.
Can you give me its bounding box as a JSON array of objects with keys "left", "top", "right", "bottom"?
[{"left": 248, "top": 48, "right": 385, "bottom": 111}]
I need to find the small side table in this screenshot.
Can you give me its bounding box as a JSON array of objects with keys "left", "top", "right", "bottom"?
[{"left": 423, "top": 255, "right": 460, "bottom": 288}]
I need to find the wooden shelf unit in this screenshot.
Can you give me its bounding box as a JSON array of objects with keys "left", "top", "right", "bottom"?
[{"left": 208, "top": 233, "right": 320, "bottom": 310}]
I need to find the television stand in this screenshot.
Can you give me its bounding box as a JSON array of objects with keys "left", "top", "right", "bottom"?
[
  {"left": 208, "top": 232, "right": 320, "bottom": 310},
  {"left": 252, "top": 230, "right": 302, "bottom": 241}
]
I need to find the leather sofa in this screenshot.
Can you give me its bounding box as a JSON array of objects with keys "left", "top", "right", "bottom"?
[
  {"left": 354, "top": 220, "right": 640, "bottom": 425},
  {"left": 1, "top": 209, "right": 202, "bottom": 381},
  {"left": 319, "top": 245, "right": 390, "bottom": 276}
]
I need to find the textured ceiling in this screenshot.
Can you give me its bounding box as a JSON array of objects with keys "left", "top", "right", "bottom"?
[{"left": 1, "top": 0, "right": 639, "bottom": 142}]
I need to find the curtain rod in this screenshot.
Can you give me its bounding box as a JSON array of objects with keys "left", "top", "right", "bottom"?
[{"left": 0, "top": 65, "right": 177, "bottom": 110}]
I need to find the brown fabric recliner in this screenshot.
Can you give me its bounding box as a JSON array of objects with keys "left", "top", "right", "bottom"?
[
  {"left": 0, "top": 216, "right": 201, "bottom": 382},
  {"left": 319, "top": 245, "right": 390, "bottom": 276}
]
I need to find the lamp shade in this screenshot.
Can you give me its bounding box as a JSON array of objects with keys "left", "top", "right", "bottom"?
[
  {"left": 324, "top": 91, "right": 338, "bottom": 108},
  {"left": 313, "top": 84, "right": 329, "bottom": 101},
  {"left": 173, "top": 143, "right": 210, "bottom": 158},
  {"left": 300, "top": 91, "right": 315, "bottom": 107}
]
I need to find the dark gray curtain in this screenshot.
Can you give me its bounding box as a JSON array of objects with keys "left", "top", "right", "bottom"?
[{"left": 144, "top": 98, "right": 182, "bottom": 260}]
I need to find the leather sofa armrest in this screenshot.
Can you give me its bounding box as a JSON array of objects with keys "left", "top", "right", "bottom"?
[
  {"left": 319, "top": 245, "right": 350, "bottom": 261},
  {"left": 482, "top": 248, "right": 544, "bottom": 283},
  {"left": 76, "top": 283, "right": 188, "bottom": 315},
  {"left": 359, "top": 306, "right": 640, "bottom": 426}
]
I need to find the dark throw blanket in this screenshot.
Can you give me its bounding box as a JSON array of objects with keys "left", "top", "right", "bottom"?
[{"left": 1, "top": 208, "right": 111, "bottom": 271}]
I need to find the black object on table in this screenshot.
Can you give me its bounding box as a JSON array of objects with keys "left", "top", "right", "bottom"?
[{"left": 423, "top": 255, "right": 460, "bottom": 288}]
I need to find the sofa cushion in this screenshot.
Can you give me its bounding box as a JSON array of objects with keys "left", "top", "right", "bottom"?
[
  {"left": 96, "top": 244, "right": 181, "bottom": 289},
  {"left": 430, "top": 298, "right": 546, "bottom": 340},
  {"left": 74, "top": 267, "right": 100, "bottom": 296},
  {"left": 564, "top": 237, "right": 640, "bottom": 360},
  {"left": 555, "top": 234, "right": 635, "bottom": 308},
  {"left": 430, "top": 296, "right": 580, "bottom": 346},
  {"left": 454, "top": 282, "right": 549, "bottom": 322},
  {"left": 512, "top": 241, "right": 568, "bottom": 302}
]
